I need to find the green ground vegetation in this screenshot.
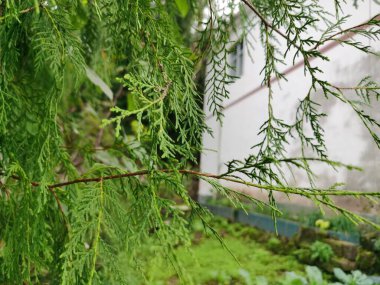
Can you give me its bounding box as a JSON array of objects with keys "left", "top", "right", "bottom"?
[
  {"left": 116, "top": 218, "right": 304, "bottom": 284},
  {"left": 148, "top": 236, "right": 303, "bottom": 284}
]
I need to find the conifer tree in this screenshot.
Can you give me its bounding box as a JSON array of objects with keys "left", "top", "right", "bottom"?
[{"left": 0, "top": 0, "right": 380, "bottom": 283}]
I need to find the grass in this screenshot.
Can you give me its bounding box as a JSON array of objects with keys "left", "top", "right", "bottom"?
[{"left": 144, "top": 228, "right": 304, "bottom": 284}]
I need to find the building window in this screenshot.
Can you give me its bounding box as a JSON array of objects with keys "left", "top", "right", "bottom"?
[{"left": 229, "top": 40, "right": 244, "bottom": 77}]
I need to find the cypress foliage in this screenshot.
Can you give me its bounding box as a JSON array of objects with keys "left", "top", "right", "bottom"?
[{"left": 0, "top": 0, "right": 379, "bottom": 283}]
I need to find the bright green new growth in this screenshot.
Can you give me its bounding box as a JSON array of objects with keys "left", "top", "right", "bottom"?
[{"left": 0, "top": 0, "right": 380, "bottom": 283}]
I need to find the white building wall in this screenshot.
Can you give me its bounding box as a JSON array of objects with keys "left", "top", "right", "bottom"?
[{"left": 200, "top": 0, "right": 380, "bottom": 212}]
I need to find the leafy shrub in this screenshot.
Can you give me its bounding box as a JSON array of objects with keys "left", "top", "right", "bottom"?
[
  {"left": 237, "top": 227, "right": 260, "bottom": 239},
  {"left": 256, "top": 276, "right": 269, "bottom": 285},
  {"left": 306, "top": 212, "right": 324, "bottom": 227},
  {"left": 293, "top": 248, "right": 313, "bottom": 263},
  {"left": 275, "top": 266, "right": 329, "bottom": 285},
  {"left": 256, "top": 266, "right": 329, "bottom": 285},
  {"left": 315, "top": 219, "right": 331, "bottom": 230},
  {"left": 261, "top": 266, "right": 376, "bottom": 285},
  {"left": 330, "top": 216, "right": 357, "bottom": 233},
  {"left": 267, "top": 237, "right": 282, "bottom": 251},
  {"left": 310, "top": 241, "right": 334, "bottom": 263},
  {"left": 207, "top": 270, "right": 233, "bottom": 284},
  {"left": 373, "top": 239, "right": 380, "bottom": 252},
  {"left": 238, "top": 269, "right": 254, "bottom": 285},
  {"left": 205, "top": 269, "right": 255, "bottom": 285},
  {"left": 333, "top": 268, "right": 374, "bottom": 285}
]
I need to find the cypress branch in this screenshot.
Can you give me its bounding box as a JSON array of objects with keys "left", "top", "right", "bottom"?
[{"left": 1, "top": 0, "right": 380, "bottom": 283}]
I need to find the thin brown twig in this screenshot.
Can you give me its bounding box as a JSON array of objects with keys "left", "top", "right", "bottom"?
[
  {"left": 241, "top": 1, "right": 380, "bottom": 56},
  {"left": 60, "top": 146, "right": 114, "bottom": 151},
  {"left": 159, "top": 79, "right": 173, "bottom": 100},
  {"left": 240, "top": 0, "right": 300, "bottom": 50},
  {"left": 331, "top": 85, "right": 380, "bottom": 91},
  {"left": 20, "top": 6, "right": 36, "bottom": 14},
  {"left": 321, "top": 14, "right": 380, "bottom": 46},
  {"left": 1, "top": 4, "right": 40, "bottom": 19},
  {"left": 5, "top": 169, "right": 380, "bottom": 198},
  {"left": 204, "top": 0, "right": 214, "bottom": 52},
  {"left": 148, "top": 36, "right": 173, "bottom": 97},
  {"left": 155, "top": 53, "right": 173, "bottom": 100},
  {"left": 0, "top": 181, "right": 10, "bottom": 199},
  {"left": 49, "top": 188, "right": 67, "bottom": 220}
]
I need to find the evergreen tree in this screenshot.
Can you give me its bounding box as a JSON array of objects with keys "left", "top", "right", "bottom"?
[{"left": 0, "top": 0, "right": 379, "bottom": 283}]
